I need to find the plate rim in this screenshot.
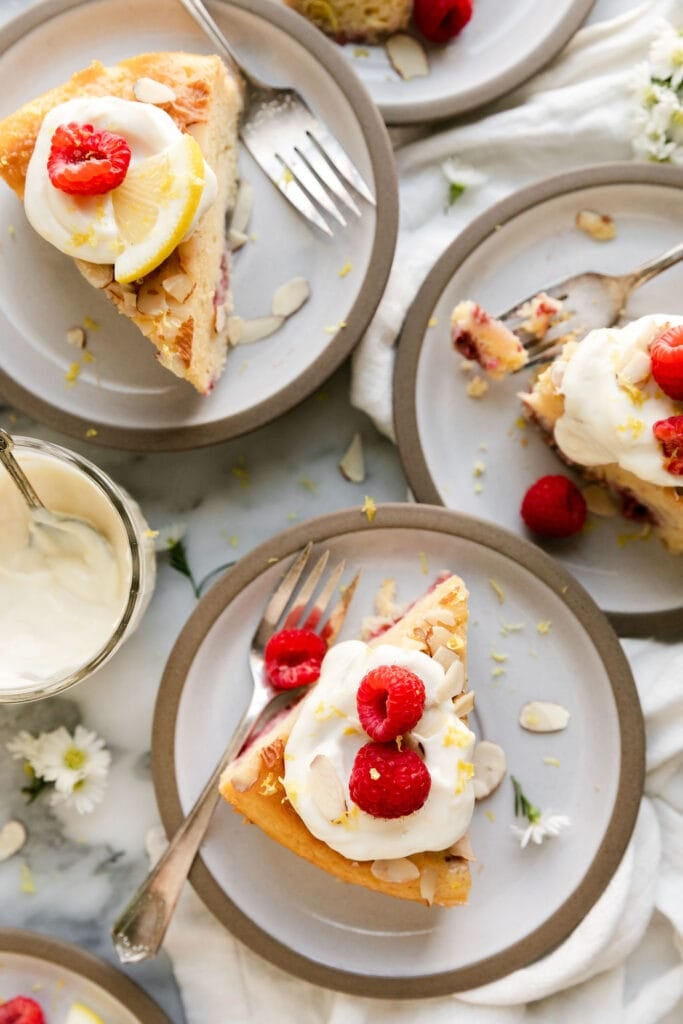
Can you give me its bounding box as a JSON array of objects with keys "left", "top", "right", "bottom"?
[
  {"left": 0, "top": 928, "right": 171, "bottom": 1023},
  {"left": 371, "top": 0, "right": 596, "bottom": 124},
  {"left": 393, "top": 161, "right": 683, "bottom": 641},
  {"left": 0, "top": 0, "right": 398, "bottom": 452},
  {"left": 151, "top": 502, "right": 644, "bottom": 998}
]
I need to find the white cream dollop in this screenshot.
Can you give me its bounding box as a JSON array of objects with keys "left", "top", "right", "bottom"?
[
  {"left": 24, "top": 96, "right": 216, "bottom": 264},
  {"left": 554, "top": 314, "right": 683, "bottom": 487},
  {"left": 283, "top": 641, "right": 476, "bottom": 861},
  {"left": 0, "top": 454, "right": 130, "bottom": 692}
]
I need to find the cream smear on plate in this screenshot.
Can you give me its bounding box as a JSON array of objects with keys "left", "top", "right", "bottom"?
[
  {"left": 284, "top": 640, "right": 476, "bottom": 860},
  {"left": 0, "top": 452, "right": 131, "bottom": 692}
]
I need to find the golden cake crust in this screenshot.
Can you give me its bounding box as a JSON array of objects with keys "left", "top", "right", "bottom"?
[{"left": 220, "top": 575, "right": 474, "bottom": 907}]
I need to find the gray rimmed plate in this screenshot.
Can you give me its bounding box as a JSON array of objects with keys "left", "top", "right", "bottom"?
[
  {"left": 394, "top": 163, "right": 683, "bottom": 640},
  {"left": 152, "top": 503, "right": 643, "bottom": 997},
  {"left": 0, "top": 929, "right": 170, "bottom": 1023},
  {"left": 0, "top": 0, "right": 397, "bottom": 451},
  {"left": 331, "top": 0, "right": 594, "bottom": 125}
]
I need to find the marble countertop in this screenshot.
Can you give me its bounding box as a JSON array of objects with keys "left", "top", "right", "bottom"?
[{"left": 0, "top": 1, "right": 649, "bottom": 1022}]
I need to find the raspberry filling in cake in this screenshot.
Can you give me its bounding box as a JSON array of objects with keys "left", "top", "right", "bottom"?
[{"left": 451, "top": 299, "right": 528, "bottom": 378}]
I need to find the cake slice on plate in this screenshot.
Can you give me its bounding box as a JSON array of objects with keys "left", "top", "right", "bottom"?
[
  {"left": 220, "top": 574, "right": 477, "bottom": 906},
  {"left": 0, "top": 52, "right": 242, "bottom": 394},
  {"left": 284, "top": 0, "right": 412, "bottom": 42},
  {"left": 522, "top": 314, "right": 683, "bottom": 552}
]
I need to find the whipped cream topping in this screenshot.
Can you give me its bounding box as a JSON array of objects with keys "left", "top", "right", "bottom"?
[
  {"left": 554, "top": 314, "right": 683, "bottom": 487},
  {"left": 24, "top": 96, "right": 216, "bottom": 265},
  {"left": 283, "top": 641, "right": 476, "bottom": 861},
  {"left": 0, "top": 452, "right": 130, "bottom": 692}
]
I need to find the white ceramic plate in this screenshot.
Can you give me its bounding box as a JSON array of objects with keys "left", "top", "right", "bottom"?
[
  {"left": 0, "top": 0, "right": 397, "bottom": 450},
  {"left": 394, "top": 164, "right": 683, "bottom": 639},
  {"left": 328, "top": 0, "right": 594, "bottom": 124},
  {"left": 0, "top": 930, "right": 170, "bottom": 1023},
  {"left": 152, "top": 505, "right": 643, "bottom": 996}
]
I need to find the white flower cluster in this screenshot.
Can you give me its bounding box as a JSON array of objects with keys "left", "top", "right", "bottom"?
[
  {"left": 511, "top": 813, "right": 571, "bottom": 849},
  {"left": 7, "top": 725, "right": 111, "bottom": 814},
  {"left": 632, "top": 22, "right": 683, "bottom": 164}
]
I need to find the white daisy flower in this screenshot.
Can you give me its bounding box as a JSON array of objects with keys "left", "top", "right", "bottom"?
[
  {"left": 39, "top": 725, "right": 111, "bottom": 795},
  {"left": 511, "top": 813, "right": 571, "bottom": 849},
  {"left": 649, "top": 22, "right": 683, "bottom": 91},
  {"left": 6, "top": 730, "right": 48, "bottom": 774},
  {"left": 49, "top": 771, "right": 108, "bottom": 815},
  {"left": 631, "top": 21, "right": 683, "bottom": 164},
  {"left": 152, "top": 521, "right": 187, "bottom": 553},
  {"left": 441, "top": 157, "right": 485, "bottom": 190}
]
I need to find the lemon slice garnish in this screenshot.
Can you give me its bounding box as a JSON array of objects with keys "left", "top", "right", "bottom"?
[
  {"left": 64, "top": 1002, "right": 105, "bottom": 1024},
  {"left": 112, "top": 132, "right": 205, "bottom": 285}
]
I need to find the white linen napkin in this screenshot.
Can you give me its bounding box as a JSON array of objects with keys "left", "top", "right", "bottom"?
[
  {"left": 149, "top": 5, "right": 683, "bottom": 1021},
  {"left": 148, "top": 638, "right": 683, "bottom": 1023}
]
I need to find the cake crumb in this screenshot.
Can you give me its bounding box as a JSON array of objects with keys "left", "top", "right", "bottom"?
[
  {"left": 466, "top": 375, "right": 489, "bottom": 399},
  {"left": 537, "top": 620, "right": 552, "bottom": 635},
  {"left": 7, "top": 224, "right": 15, "bottom": 238},
  {"left": 500, "top": 622, "right": 525, "bottom": 636},
  {"left": 474, "top": 482, "right": 484, "bottom": 495},
  {"left": 472, "top": 460, "right": 486, "bottom": 477}
]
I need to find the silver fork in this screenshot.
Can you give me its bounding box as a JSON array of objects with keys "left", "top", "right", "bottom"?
[
  {"left": 499, "top": 241, "right": 683, "bottom": 370},
  {"left": 177, "top": 0, "right": 375, "bottom": 235},
  {"left": 111, "top": 541, "right": 360, "bottom": 963}
]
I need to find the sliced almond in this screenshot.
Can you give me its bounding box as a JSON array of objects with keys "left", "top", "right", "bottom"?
[
  {"left": 549, "top": 359, "right": 568, "bottom": 389},
  {"left": 226, "top": 315, "right": 243, "bottom": 345},
  {"left": 133, "top": 77, "right": 177, "bottom": 104},
  {"left": 448, "top": 832, "right": 475, "bottom": 860},
  {"left": 471, "top": 741, "right": 507, "bottom": 800},
  {"left": 519, "top": 701, "right": 570, "bottom": 733},
  {"left": 429, "top": 625, "right": 452, "bottom": 651},
  {"left": 271, "top": 277, "right": 310, "bottom": 318},
  {"left": 412, "top": 707, "right": 446, "bottom": 739},
  {"left": 435, "top": 658, "right": 465, "bottom": 701},
  {"left": 309, "top": 754, "right": 347, "bottom": 822},
  {"left": 385, "top": 33, "right": 429, "bottom": 80},
  {"left": 0, "top": 820, "right": 27, "bottom": 862},
  {"left": 66, "top": 327, "right": 86, "bottom": 348},
  {"left": 432, "top": 645, "right": 459, "bottom": 674},
  {"left": 582, "top": 484, "right": 619, "bottom": 517},
  {"left": 78, "top": 262, "right": 114, "bottom": 288},
  {"left": 136, "top": 283, "right": 168, "bottom": 318},
  {"left": 452, "top": 690, "right": 474, "bottom": 718},
  {"left": 370, "top": 857, "right": 420, "bottom": 884},
  {"left": 617, "top": 350, "right": 651, "bottom": 386},
  {"left": 161, "top": 272, "right": 194, "bottom": 304},
  {"left": 228, "top": 228, "right": 249, "bottom": 251},
  {"left": 339, "top": 432, "right": 365, "bottom": 483},
  {"left": 214, "top": 305, "right": 227, "bottom": 335},
  {"left": 575, "top": 208, "right": 616, "bottom": 241},
  {"left": 419, "top": 866, "right": 438, "bottom": 905},
  {"left": 375, "top": 578, "right": 399, "bottom": 618},
  {"left": 424, "top": 607, "right": 456, "bottom": 628},
  {"left": 230, "top": 180, "right": 254, "bottom": 237},
  {"left": 231, "top": 315, "right": 284, "bottom": 345}
]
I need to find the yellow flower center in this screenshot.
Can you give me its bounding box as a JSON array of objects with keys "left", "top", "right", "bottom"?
[{"left": 63, "top": 747, "right": 87, "bottom": 771}]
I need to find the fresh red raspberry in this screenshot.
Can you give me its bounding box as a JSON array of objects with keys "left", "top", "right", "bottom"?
[
  {"left": 264, "top": 628, "right": 327, "bottom": 690},
  {"left": 47, "top": 122, "right": 131, "bottom": 195},
  {"left": 0, "top": 997, "right": 46, "bottom": 1024},
  {"left": 520, "top": 475, "right": 587, "bottom": 538},
  {"left": 413, "top": 0, "right": 473, "bottom": 44},
  {"left": 650, "top": 326, "right": 683, "bottom": 401},
  {"left": 349, "top": 742, "right": 431, "bottom": 819},
  {"left": 356, "top": 665, "right": 425, "bottom": 742},
  {"left": 652, "top": 415, "right": 683, "bottom": 476}
]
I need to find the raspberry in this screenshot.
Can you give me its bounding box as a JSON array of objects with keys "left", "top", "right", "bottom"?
[
  {"left": 413, "top": 0, "right": 473, "bottom": 44},
  {"left": 47, "top": 122, "right": 131, "bottom": 195},
  {"left": 0, "top": 997, "right": 46, "bottom": 1024},
  {"left": 356, "top": 665, "right": 425, "bottom": 742},
  {"left": 264, "top": 628, "right": 327, "bottom": 690},
  {"left": 650, "top": 325, "right": 683, "bottom": 400},
  {"left": 652, "top": 415, "right": 683, "bottom": 476},
  {"left": 520, "top": 475, "right": 587, "bottom": 538},
  {"left": 349, "top": 742, "right": 431, "bottom": 819}
]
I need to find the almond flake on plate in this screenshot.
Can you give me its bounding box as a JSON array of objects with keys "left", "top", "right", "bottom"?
[
  {"left": 575, "top": 208, "right": 616, "bottom": 241},
  {"left": 519, "top": 701, "right": 570, "bottom": 733},
  {"left": 0, "top": 820, "right": 27, "bottom": 862},
  {"left": 339, "top": 432, "right": 365, "bottom": 483},
  {"left": 471, "top": 741, "right": 507, "bottom": 800},
  {"left": 385, "top": 34, "right": 429, "bottom": 81},
  {"left": 271, "top": 277, "right": 310, "bottom": 318}
]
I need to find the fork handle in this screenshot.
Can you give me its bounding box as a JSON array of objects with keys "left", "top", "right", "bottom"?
[
  {"left": 628, "top": 240, "right": 683, "bottom": 290},
  {"left": 110, "top": 689, "right": 279, "bottom": 963},
  {"left": 177, "top": 0, "right": 258, "bottom": 88}
]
